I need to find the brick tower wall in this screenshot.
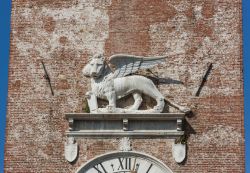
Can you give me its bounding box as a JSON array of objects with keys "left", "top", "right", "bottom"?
[{"left": 5, "top": 0, "right": 244, "bottom": 172}]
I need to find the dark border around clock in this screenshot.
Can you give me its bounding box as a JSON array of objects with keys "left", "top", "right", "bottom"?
[{"left": 76, "top": 151, "right": 173, "bottom": 173}]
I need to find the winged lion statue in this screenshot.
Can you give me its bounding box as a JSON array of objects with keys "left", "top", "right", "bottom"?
[{"left": 82, "top": 54, "right": 190, "bottom": 113}]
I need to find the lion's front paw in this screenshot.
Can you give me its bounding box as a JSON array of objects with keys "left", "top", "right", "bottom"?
[
  {"left": 97, "top": 106, "right": 115, "bottom": 113},
  {"left": 106, "top": 105, "right": 115, "bottom": 113},
  {"left": 152, "top": 106, "right": 164, "bottom": 113}
]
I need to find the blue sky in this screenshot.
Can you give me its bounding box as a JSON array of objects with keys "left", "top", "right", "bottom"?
[
  {"left": 243, "top": 0, "right": 250, "bottom": 171},
  {"left": 0, "top": 0, "right": 11, "bottom": 172},
  {"left": 0, "top": 0, "right": 249, "bottom": 172}
]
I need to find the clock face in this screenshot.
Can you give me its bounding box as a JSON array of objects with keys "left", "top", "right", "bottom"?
[{"left": 76, "top": 152, "right": 173, "bottom": 173}]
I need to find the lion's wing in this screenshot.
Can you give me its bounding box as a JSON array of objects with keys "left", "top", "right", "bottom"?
[{"left": 109, "top": 54, "right": 167, "bottom": 78}]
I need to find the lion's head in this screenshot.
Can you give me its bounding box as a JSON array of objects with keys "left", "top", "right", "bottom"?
[{"left": 82, "top": 54, "right": 106, "bottom": 78}]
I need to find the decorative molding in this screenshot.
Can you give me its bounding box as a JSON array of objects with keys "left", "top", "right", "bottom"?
[
  {"left": 66, "top": 130, "right": 184, "bottom": 137},
  {"left": 65, "top": 113, "right": 185, "bottom": 137},
  {"left": 177, "top": 119, "right": 183, "bottom": 131},
  {"left": 123, "top": 119, "right": 128, "bottom": 131},
  {"left": 68, "top": 118, "right": 74, "bottom": 131},
  {"left": 64, "top": 137, "right": 78, "bottom": 162},
  {"left": 65, "top": 113, "right": 185, "bottom": 120},
  {"left": 172, "top": 143, "right": 186, "bottom": 163},
  {"left": 119, "top": 137, "right": 131, "bottom": 151}
]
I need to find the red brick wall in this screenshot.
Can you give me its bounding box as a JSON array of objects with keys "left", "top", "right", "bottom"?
[{"left": 5, "top": 0, "right": 244, "bottom": 172}]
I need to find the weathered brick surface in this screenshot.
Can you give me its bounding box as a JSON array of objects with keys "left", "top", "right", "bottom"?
[{"left": 5, "top": 0, "right": 244, "bottom": 172}]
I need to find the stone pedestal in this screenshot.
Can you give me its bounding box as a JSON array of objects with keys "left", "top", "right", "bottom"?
[{"left": 65, "top": 113, "right": 185, "bottom": 137}]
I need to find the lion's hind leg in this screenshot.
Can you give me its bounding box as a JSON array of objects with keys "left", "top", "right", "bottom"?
[
  {"left": 153, "top": 97, "right": 165, "bottom": 112},
  {"left": 128, "top": 92, "right": 143, "bottom": 110}
]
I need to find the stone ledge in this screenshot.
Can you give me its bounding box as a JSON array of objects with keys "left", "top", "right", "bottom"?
[
  {"left": 66, "top": 130, "right": 184, "bottom": 137},
  {"left": 65, "top": 113, "right": 185, "bottom": 137},
  {"left": 65, "top": 113, "right": 185, "bottom": 120}
]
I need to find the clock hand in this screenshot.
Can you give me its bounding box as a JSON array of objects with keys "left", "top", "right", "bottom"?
[{"left": 130, "top": 158, "right": 137, "bottom": 173}]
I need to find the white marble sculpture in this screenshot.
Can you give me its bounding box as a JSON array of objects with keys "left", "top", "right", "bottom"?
[
  {"left": 64, "top": 137, "right": 78, "bottom": 162},
  {"left": 83, "top": 54, "right": 190, "bottom": 113},
  {"left": 172, "top": 143, "right": 186, "bottom": 163}
]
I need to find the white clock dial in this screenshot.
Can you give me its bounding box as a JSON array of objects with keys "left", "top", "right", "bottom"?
[{"left": 76, "top": 152, "right": 173, "bottom": 173}]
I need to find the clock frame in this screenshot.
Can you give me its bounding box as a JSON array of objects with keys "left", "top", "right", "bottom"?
[{"left": 76, "top": 151, "right": 173, "bottom": 173}]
